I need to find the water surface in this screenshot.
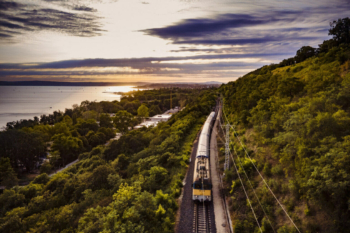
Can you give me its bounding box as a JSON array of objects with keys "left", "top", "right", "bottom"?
[{"left": 0, "top": 86, "right": 136, "bottom": 129}]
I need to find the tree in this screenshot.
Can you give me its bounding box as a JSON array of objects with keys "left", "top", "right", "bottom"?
[
  {"left": 2, "top": 172, "right": 18, "bottom": 189},
  {"left": 145, "top": 166, "right": 169, "bottom": 192},
  {"left": 329, "top": 17, "right": 350, "bottom": 45},
  {"left": 0, "top": 157, "right": 18, "bottom": 189},
  {"left": 113, "top": 110, "right": 133, "bottom": 134},
  {"left": 62, "top": 115, "right": 73, "bottom": 126},
  {"left": 32, "top": 173, "right": 50, "bottom": 185},
  {"left": 99, "top": 113, "right": 113, "bottom": 128},
  {"left": 0, "top": 130, "right": 46, "bottom": 172},
  {"left": 51, "top": 122, "right": 71, "bottom": 137},
  {"left": 90, "top": 165, "right": 116, "bottom": 190},
  {"left": 49, "top": 150, "right": 61, "bottom": 168},
  {"left": 277, "top": 77, "right": 304, "bottom": 98},
  {"left": 295, "top": 46, "right": 316, "bottom": 63},
  {"left": 51, "top": 134, "right": 83, "bottom": 164},
  {"left": 82, "top": 110, "right": 98, "bottom": 120},
  {"left": 75, "top": 118, "right": 99, "bottom": 136},
  {"left": 40, "top": 161, "right": 52, "bottom": 174},
  {"left": 149, "top": 105, "right": 162, "bottom": 116},
  {"left": 138, "top": 104, "right": 149, "bottom": 119}
]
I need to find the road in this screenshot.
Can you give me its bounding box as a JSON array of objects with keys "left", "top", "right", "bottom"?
[{"left": 49, "top": 159, "right": 78, "bottom": 177}]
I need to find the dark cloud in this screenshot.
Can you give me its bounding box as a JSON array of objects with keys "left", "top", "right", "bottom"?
[
  {"left": 0, "top": 33, "right": 12, "bottom": 38},
  {"left": 73, "top": 6, "right": 98, "bottom": 12},
  {"left": 142, "top": 14, "right": 278, "bottom": 39},
  {"left": 0, "top": 20, "right": 25, "bottom": 29},
  {"left": 141, "top": 8, "right": 347, "bottom": 49},
  {"left": 0, "top": 0, "right": 104, "bottom": 41},
  {"left": 141, "top": 11, "right": 309, "bottom": 41},
  {"left": 0, "top": 1, "right": 20, "bottom": 10},
  {"left": 170, "top": 48, "right": 218, "bottom": 53},
  {"left": 174, "top": 36, "right": 320, "bottom": 45}
]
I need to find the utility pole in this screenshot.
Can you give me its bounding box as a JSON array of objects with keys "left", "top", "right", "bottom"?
[{"left": 224, "top": 123, "right": 230, "bottom": 171}]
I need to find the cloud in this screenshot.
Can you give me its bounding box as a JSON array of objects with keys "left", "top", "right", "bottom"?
[
  {"left": 0, "top": 33, "right": 12, "bottom": 38},
  {"left": 142, "top": 14, "right": 278, "bottom": 39},
  {"left": 140, "top": 7, "right": 348, "bottom": 48},
  {"left": 0, "top": 1, "right": 20, "bottom": 10},
  {"left": 173, "top": 36, "right": 320, "bottom": 45},
  {"left": 73, "top": 6, "right": 98, "bottom": 12},
  {"left": 0, "top": 0, "right": 104, "bottom": 41},
  {"left": 0, "top": 52, "right": 290, "bottom": 82},
  {"left": 141, "top": 11, "right": 309, "bottom": 40}
]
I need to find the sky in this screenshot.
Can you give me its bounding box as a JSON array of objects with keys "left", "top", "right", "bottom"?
[{"left": 0, "top": 0, "right": 349, "bottom": 83}]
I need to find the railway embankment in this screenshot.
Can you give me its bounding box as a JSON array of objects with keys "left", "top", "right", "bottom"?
[{"left": 210, "top": 108, "right": 232, "bottom": 233}]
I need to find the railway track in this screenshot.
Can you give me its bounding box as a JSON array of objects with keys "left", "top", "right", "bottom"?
[{"left": 193, "top": 202, "right": 213, "bottom": 233}]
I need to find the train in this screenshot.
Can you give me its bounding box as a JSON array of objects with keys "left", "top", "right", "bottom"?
[{"left": 192, "top": 111, "right": 216, "bottom": 202}]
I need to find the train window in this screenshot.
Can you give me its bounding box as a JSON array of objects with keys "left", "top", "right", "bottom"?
[
  {"left": 193, "top": 183, "right": 201, "bottom": 189},
  {"left": 193, "top": 182, "right": 212, "bottom": 189}
]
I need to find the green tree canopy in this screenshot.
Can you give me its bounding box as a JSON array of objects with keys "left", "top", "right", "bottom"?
[
  {"left": 0, "top": 130, "right": 46, "bottom": 172},
  {"left": 149, "top": 105, "right": 162, "bottom": 116},
  {"left": 138, "top": 104, "right": 149, "bottom": 118},
  {"left": 295, "top": 46, "right": 316, "bottom": 63},
  {"left": 0, "top": 158, "right": 18, "bottom": 189},
  {"left": 329, "top": 17, "right": 350, "bottom": 45},
  {"left": 51, "top": 134, "right": 83, "bottom": 164},
  {"left": 99, "top": 113, "right": 113, "bottom": 128},
  {"left": 113, "top": 110, "right": 133, "bottom": 134}
]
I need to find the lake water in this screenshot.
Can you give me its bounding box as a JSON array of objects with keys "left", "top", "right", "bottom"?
[{"left": 0, "top": 86, "right": 137, "bottom": 129}]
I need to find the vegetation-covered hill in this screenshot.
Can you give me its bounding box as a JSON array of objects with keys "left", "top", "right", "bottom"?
[
  {"left": 0, "top": 88, "right": 217, "bottom": 232},
  {"left": 219, "top": 18, "right": 350, "bottom": 232}
]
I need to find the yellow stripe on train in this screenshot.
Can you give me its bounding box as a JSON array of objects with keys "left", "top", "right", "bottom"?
[{"left": 193, "top": 189, "right": 211, "bottom": 196}]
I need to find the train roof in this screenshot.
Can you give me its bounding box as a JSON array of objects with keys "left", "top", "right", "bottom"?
[{"left": 196, "top": 112, "right": 215, "bottom": 158}]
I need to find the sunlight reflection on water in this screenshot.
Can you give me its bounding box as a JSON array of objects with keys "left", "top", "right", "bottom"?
[{"left": 0, "top": 86, "right": 138, "bottom": 129}]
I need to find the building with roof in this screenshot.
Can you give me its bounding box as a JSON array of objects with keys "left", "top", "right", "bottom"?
[{"left": 134, "top": 107, "right": 180, "bottom": 129}]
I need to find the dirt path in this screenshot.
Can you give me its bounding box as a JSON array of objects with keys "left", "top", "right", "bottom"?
[{"left": 49, "top": 159, "right": 78, "bottom": 177}]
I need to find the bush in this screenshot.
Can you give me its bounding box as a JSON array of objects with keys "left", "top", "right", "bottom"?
[
  {"left": 32, "top": 173, "right": 50, "bottom": 185},
  {"left": 40, "top": 161, "right": 52, "bottom": 174},
  {"left": 271, "top": 165, "right": 284, "bottom": 176}
]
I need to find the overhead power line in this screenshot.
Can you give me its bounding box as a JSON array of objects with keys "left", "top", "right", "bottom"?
[
  {"left": 219, "top": 98, "right": 301, "bottom": 233},
  {"left": 218, "top": 117, "right": 274, "bottom": 233}
]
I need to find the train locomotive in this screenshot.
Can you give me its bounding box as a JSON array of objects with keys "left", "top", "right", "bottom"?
[{"left": 192, "top": 111, "right": 216, "bottom": 202}]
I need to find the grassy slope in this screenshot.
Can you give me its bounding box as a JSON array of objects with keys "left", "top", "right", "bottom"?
[{"left": 219, "top": 45, "right": 350, "bottom": 233}]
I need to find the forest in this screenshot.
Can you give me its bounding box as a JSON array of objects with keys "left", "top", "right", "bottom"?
[
  {"left": 0, "top": 87, "right": 217, "bottom": 232},
  {"left": 219, "top": 17, "right": 350, "bottom": 232},
  {"left": 0, "top": 88, "right": 204, "bottom": 183}
]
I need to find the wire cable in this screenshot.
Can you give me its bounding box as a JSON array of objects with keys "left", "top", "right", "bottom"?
[
  {"left": 232, "top": 143, "right": 276, "bottom": 233},
  {"left": 220, "top": 100, "right": 301, "bottom": 233},
  {"left": 217, "top": 116, "right": 276, "bottom": 232},
  {"left": 217, "top": 113, "right": 262, "bottom": 233},
  {"left": 229, "top": 138, "right": 263, "bottom": 233}
]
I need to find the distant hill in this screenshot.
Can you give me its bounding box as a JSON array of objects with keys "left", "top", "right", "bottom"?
[
  {"left": 0, "top": 80, "right": 223, "bottom": 87},
  {"left": 0, "top": 81, "right": 148, "bottom": 86},
  {"left": 136, "top": 81, "right": 222, "bottom": 89}
]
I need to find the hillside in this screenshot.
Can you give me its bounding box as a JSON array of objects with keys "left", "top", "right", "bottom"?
[{"left": 219, "top": 18, "right": 350, "bottom": 232}]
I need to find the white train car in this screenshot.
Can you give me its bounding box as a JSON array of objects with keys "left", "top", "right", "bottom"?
[{"left": 192, "top": 112, "right": 216, "bottom": 202}]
